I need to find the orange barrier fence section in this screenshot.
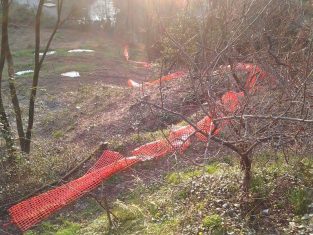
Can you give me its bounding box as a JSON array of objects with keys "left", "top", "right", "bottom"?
[
  {"left": 8, "top": 153, "right": 139, "bottom": 232},
  {"left": 7, "top": 61, "right": 270, "bottom": 232},
  {"left": 123, "top": 45, "right": 129, "bottom": 61},
  {"left": 222, "top": 91, "right": 244, "bottom": 113},
  {"left": 7, "top": 118, "right": 213, "bottom": 232},
  {"left": 127, "top": 71, "right": 187, "bottom": 88},
  {"left": 235, "top": 63, "right": 268, "bottom": 91},
  {"left": 127, "top": 63, "right": 268, "bottom": 89},
  {"left": 128, "top": 60, "right": 152, "bottom": 69},
  {"left": 124, "top": 45, "right": 152, "bottom": 68}
]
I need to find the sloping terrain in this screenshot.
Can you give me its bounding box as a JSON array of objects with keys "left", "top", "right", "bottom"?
[{"left": 1, "top": 25, "right": 313, "bottom": 235}]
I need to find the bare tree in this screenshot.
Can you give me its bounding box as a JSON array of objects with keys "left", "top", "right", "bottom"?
[{"left": 139, "top": 0, "right": 313, "bottom": 192}]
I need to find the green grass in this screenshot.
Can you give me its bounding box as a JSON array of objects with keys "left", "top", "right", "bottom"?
[
  {"left": 206, "top": 163, "right": 219, "bottom": 174},
  {"left": 202, "top": 214, "right": 223, "bottom": 229},
  {"left": 27, "top": 162, "right": 216, "bottom": 235},
  {"left": 166, "top": 169, "right": 202, "bottom": 185},
  {"left": 22, "top": 150, "right": 313, "bottom": 234},
  {"left": 41, "top": 62, "right": 97, "bottom": 76},
  {"left": 288, "top": 187, "right": 311, "bottom": 215},
  {"left": 25, "top": 221, "right": 81, "bottom": 235},
  {"left": 52, "top": 130, "right": 65, "bottom": 139},
  {"left": 12, "top": 49, "right": 34, "bottom": 58}
]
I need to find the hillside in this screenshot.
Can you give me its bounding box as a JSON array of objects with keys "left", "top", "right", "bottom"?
[{"left": 1, "top": 1, "right": 313, "bottom": 235}]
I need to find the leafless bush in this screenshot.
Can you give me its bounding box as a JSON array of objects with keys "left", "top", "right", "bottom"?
[{"left": 142, "top": 0, "right": 313, "bottom": 192}]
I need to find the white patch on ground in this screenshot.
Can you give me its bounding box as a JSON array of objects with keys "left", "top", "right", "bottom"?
[
  {"left": 43, "top": 3, "right": 56, "bottom": 7},
  {"left": 39, "top": 51, "right": 56, "bottom": 56},
  {"left": 61, "top": 71, "right": 80, "bottom": 78},
  {"left": 15, "top": 70, "right": 34, "bottom": 76},
  {"left": 68, "top": 49, "right": 95, "bottom": 53}
]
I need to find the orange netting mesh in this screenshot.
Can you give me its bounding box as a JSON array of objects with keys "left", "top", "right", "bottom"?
[
  {"left": 87, "top": 151, "right": 125, "bottom": 173},
  {"left": 127, "top": 62, "right": 267, "bottom": 89},
  {"left": 235, "top": 63, "right": 267, "bottom": 91},
  {"left": 222, "top": 91, "right": 244, "bottom": 113},
  {"left": 124, "top": 45, "right": 152, "bottom": 68},
  {"left": 123, "top": 45, "right": 129, "bottom": 61},
  {"left": 7, "top": 62, "right": 269, "bottom": 232},
  {"left": 127, "top": 71, "right": 187, "bottom": 88},
  {"left": 8, "top": 153, "right": 139, "bottom": 231}
]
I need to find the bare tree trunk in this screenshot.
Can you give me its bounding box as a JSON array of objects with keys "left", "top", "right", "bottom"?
[
  {"left": 241, "top": 153, "right": 252, "bottom": 193},
  {"left": 0, "top": 0, "right": 16, "bottom": 157},
  {"left": 5, "top": 33, "right": 26, "bottom": 151},
  {"left": 24, "top": 0, "right": 63, "bottom": 153},
  {"left": 23, "top": 0, "right": 44, "bottom": 154}
]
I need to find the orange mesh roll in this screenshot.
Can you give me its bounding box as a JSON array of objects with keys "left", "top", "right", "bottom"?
[
  {"left": 195, "top": 116, "right": 217, "bottom": 142},
  {"left": 128, "top": 71, "right": 186, "bottom": 88},
  {"left": 222, "top": 91, "right": 244, "bottom": 112},
  {"left": 8, "top": 151, "right": 138, "bottom": 231},
  {"left": 148, "top": 71, "right": 186, "bottom": 85},
  {"left": 124, "top": 45, "right": 129, "bottom": 61},
  {"left": 235, "top": 63, "right": 267, "bottom": 91},
  {"left": 87, "top": 150, "right": 125, "bottom": 173},
  {"left": 168, "top": 125, "right": 195, "bottom": 152},
  {"left": 131, "top": 139, "right": 172, "bottom": 160}
]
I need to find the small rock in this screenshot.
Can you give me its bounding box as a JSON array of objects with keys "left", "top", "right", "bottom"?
[
  {"left": 222, "top": 203, "right": 229, "bottom": 209},
  {"left": 262, "top": 209, "right": 270, "bottom": 215}
]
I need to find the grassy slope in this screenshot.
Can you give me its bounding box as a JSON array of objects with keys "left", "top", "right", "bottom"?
[
  {"left": 25, "top": 154, "right": 313, "bottom": 235},
  {"left": 2, "top": 17, "right": 313, "bottom": 235}
]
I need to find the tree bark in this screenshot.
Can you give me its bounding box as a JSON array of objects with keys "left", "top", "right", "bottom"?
[
  {"left": 23, "top": 0, "right": 44, "bottom": 153},
  {"left": 0, "top": 0, "right": 15, "bottom": 157},
  {"left": 24, "top": 0, "right": 63, "bottom": 153},
  {"left": 5, "top": 34, "right": 26, "bottom": 151},
  {"left": 241, "top": 153, "right": 252, "bottom": 193}
]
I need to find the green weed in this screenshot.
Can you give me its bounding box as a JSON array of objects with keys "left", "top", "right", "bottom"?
[
  {"left": 202, "top": 214, "right": 223, "bottom": 229},
  {"left": 288, "top": 187, "right": 311, "bottom": 215},
  {"left": 52, "top": 130, "right": 64, "bottom": 139}
]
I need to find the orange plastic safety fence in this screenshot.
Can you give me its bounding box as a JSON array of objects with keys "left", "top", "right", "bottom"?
[
  {"left": 148, "top": 71, "right": 187, "bottom": 85},
  {"left": 8, "top": 151, "right": 139, "bottom": 232},
  {"left": 131, "top": 139, "right": 172, "bottom": 160},
  {"left": 124, "top": 45, "right": 152, "bottom": 68},
  {"left": 235, "top": 63, "right": 267, "bottom": 91},
  {"left": 129, "top": 60, "right": 152, "bottom": 69},
  {"left": 87, "top": 151, "right": 125, "bottom": 173},
  {"left": 195, "top": 116, "right": 217, "bottom": 142},
  {"left": 127, "top": 62, "right": 270, "bottom": 89},
  {"left": 8, "top": 62, "right": 271, "bottom": 232},
  {"left": 123, "top": 45, "right": 129, "bottom": 61},
  {"left": 222, "top": 91, "right": 244, "bottom": 113},
  {"left": 127, "top": 71, "right": 187, "bottom": 88},
  {"left": 168, "top": 125, "right": 195, "bottom": 151}
]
